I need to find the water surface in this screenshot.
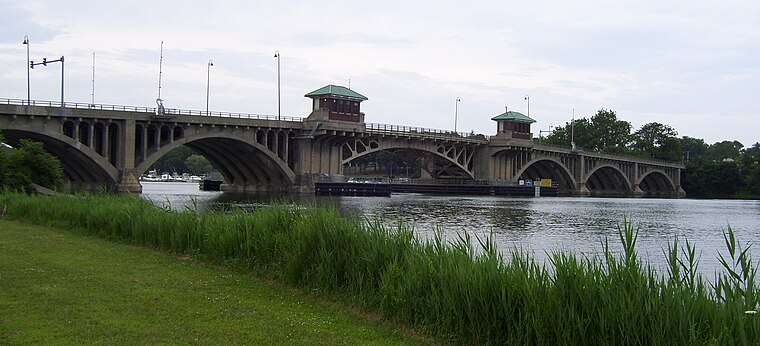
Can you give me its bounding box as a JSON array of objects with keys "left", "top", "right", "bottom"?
[{"left": 141, "top": 182, "right": 760, "bottom": 278}]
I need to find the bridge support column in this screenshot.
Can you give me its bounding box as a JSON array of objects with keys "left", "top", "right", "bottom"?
[
  {"left": 572, "top": 154, "right": 590, "bottom": 196},
  {"left": 116, "top": 118, "right": 142, "bottom": 193},
  {"left": 103, "top": 121, "right": 111, "bottom": 162},
  {"left": 140, "top": 125, "right": 148, "bottom": 162},
  {"left": 674, "top": 168, "right": 686, "bottom": 197}
]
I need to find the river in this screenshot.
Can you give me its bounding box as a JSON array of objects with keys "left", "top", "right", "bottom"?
[{"left": 141, "top": 181, "right": 760, "bottom": 279}]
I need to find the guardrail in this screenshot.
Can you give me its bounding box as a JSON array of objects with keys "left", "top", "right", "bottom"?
[
  {"left": 0, "top": 98, "right": 304, "bottom": 122},
  {"left": 365, "top": 122, "right": 489, "bottom": 143}
]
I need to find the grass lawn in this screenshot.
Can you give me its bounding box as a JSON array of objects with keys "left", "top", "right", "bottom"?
[{"left": 0, "top": 220, "right": 429, "bottom": 345}]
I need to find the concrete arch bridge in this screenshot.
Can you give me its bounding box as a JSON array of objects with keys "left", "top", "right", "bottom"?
[{"left": 0, "top": 97, "right": 684, "bottom": 197}]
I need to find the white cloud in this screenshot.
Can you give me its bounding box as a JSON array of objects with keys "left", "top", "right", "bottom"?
[{"left": 1, "top": 0, "right": 758, "bottom": 146}]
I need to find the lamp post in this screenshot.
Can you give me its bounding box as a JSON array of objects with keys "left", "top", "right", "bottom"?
[
  {"left": 30, "top": 56, "right": 64, "bottom": 106},
  {"left": 454, "top": 97, "right": 461, "bottom": 132},
  {"left": 524, "top": 95, "right": 530, "bottom": 118},
  {"left": 206, "top": 59, "right": 213, "bottom": 116},
  {"left": 274, "top": 50, "right": 280, "bottom": 121},
  {"left": 23, "top": 35, "right": 30, "bottom": 104}
]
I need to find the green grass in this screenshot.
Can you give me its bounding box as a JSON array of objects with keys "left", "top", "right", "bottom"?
[
  {"left": 1, "top": 192, "right": 759, "bottom": 344},
  {"left": 0, "top": 220, "right": 427, "bottom": 345}
]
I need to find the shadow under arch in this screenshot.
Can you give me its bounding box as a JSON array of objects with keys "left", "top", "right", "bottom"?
[
  {"left": 637, "top": 170, "right": 676, "bottom": 197},
  {"left": 514, "top": 157, "right": 576, "bottom": 194},
  {"left": 584, "top": 165, "right": 632, "bottom": 196},
  {"left": 135, "top": 134, "right": 296, "bottom": 190},
  {"left": 1, "top": 128, "right": 119, "bottom": 191},
  {"left": 342, "top": 146, "right": 474, "bottom": 179}
]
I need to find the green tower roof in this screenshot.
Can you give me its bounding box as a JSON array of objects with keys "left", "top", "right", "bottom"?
[
  {"left": 304, "top": 85, "right": 368, "bottom": 101},
  {"left": 491, "top": 110, "right": 536, "bottom": 124}
]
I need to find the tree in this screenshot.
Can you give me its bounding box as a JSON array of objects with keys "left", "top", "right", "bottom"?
[
  {"left": 632, "top": 122, "right": 681, "bottom": 161},
  {"left": 541, "top": 122, "right": 573, "bottom": 147},
  {"left": 588, "top": 109, "right": 632, "bottom": 152},
  {"left": 542, "top": 109, "right": 632, "bottom": 153},
  {"left": 0, "top": 135, "right": 9, "bottom": 188},
  {"left": 680, "top": 136, "right": 709, "bottom": 161},
  {"left": 184, "top": 154, "right": 213, "bottom": 175},
  {"left": 683, "top": 158, "right": 742, "bottom": 198},
  {"left": 0, "top": 136, "right": 63, "bottom": 192},
  {"left": 150, "top": 146, "right": 196, "bottom": 173},
  {"left": 707, "top": 140, "right": 743, "bottom": 161},
  {"left": 739, "top": 143, "right": 760, "bottom": 196}
]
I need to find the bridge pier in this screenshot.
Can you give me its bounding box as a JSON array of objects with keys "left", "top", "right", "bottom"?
[
  {"left": 117, "top": 169, "right": 142, "bottom": 193},
  {"left": 632, "top": 184, "right": 645, "bottom": 197},
  {"left": 574, "top": 185, "right": 591, "bottom": 197}
]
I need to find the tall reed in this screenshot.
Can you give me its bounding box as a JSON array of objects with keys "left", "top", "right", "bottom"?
[{"left": 1, "top": 192, "right": 757, "bottom": 344}]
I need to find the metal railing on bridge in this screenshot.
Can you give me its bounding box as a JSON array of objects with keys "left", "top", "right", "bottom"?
[
  {"left": 365, "top": 122, "right": 489, "bottom": 143},
  {"left": 532, "top": 141, "right": 684, "bottom": 166},
  {"left": 0, "top": 98, "right": 304, "bottom": 122}
]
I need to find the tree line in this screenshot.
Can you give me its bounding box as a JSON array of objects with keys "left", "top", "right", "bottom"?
[
  {"left": 148, "top": 146, "right": 213, "bottom": 176},
  {"left": 541, "top": 109, "right": 759, "bottom": 198}
]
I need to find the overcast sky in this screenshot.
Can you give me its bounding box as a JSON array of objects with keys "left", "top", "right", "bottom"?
[{"left": 1, "top": 0, "right": 758, "bottom": 147}]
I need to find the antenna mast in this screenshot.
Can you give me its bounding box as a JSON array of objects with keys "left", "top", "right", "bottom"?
[
  {"left": 157, "top": 41, "right": 164, "bottom": 100},
  {"left": 571, "top": 108, "right": 575, "bottom": 151},
  {"left": 91, "top": 52, "right": 95, "bottom": 105}
]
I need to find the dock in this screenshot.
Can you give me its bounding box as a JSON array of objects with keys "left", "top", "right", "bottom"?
[
  {"left": 315, "top": 181, "right": 558, "bottom": 197},
  {"left": 315, "top": 182, "right": 392, "bottom": 196}
]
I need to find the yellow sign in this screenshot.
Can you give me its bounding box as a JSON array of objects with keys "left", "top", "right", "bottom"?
[{"left": 540, "top": 179, "right": 553, "bottom": 187}]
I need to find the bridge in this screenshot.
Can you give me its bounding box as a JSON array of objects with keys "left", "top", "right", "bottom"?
[{"left": 0, "top": 85, "right": 685, "bottom": 197}]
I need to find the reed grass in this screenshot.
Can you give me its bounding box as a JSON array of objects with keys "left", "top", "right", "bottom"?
[{"left": 1, "top": 192, "right": 758, "bottom": 344}]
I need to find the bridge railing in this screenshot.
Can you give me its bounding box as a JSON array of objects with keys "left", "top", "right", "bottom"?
[
  {"left": 160, "top": 108, "right": 304, "bottom": 122},
  {"left": 0, "top": 98, "right": 304, "bottom": 122},
  {"left": 533, "top": 141, "right": 684, "bottom": 166},
  {"left": 0, "top": 98, "right": 157, "bottom": 113},
  {"left": 365, "top": 122, "right": 489, "bottom": 143}
]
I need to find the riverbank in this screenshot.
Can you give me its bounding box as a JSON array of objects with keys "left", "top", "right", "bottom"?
[
  {"left": 0, "top": 220, "right": 428, "bottom": 345},
  {"left": 1, "top": 192, "right": 758, "bottom": 344}
]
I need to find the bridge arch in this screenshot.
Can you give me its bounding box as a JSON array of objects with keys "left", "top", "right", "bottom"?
[
  {"left": 135, "top": 133, "right": 296, "bottom": 190},
  {"left": 637, "top": 170, "right": 676, "bottom": 196},
  {"left": 584, "top": 164, "right": 633, "bottom": 196},
  {"left": 514, "top": 157, "right": 577, "bottom": 194},
  {"left": 0, "top": 128, "right": 120, "bottom": 190},
  {"left": 341, "top": 137, "right": 476, "bottom": 179}
]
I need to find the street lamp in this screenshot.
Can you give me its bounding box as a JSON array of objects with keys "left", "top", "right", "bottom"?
[
  {"left": 206, "top": 59, "right": 213, "bottom": 116},
  {"left": 524, "top": 95, "right": 530, "bottom": 118},
  {"left": 274, "top": 50, "right": 280, "bottom": 121},
  {"left": 30, "top": 56, "right": 64, "bottom": 106},
  {"left": 23, "top": 35, "right": 30, "bottom": 104},
  {"left": 454, "top": 97, "right": 461, "bottom": 132}
]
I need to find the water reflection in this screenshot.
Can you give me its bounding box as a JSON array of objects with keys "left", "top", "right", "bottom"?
[{"left": 140, "top": 182, "right": 760, "bottom": 278}]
